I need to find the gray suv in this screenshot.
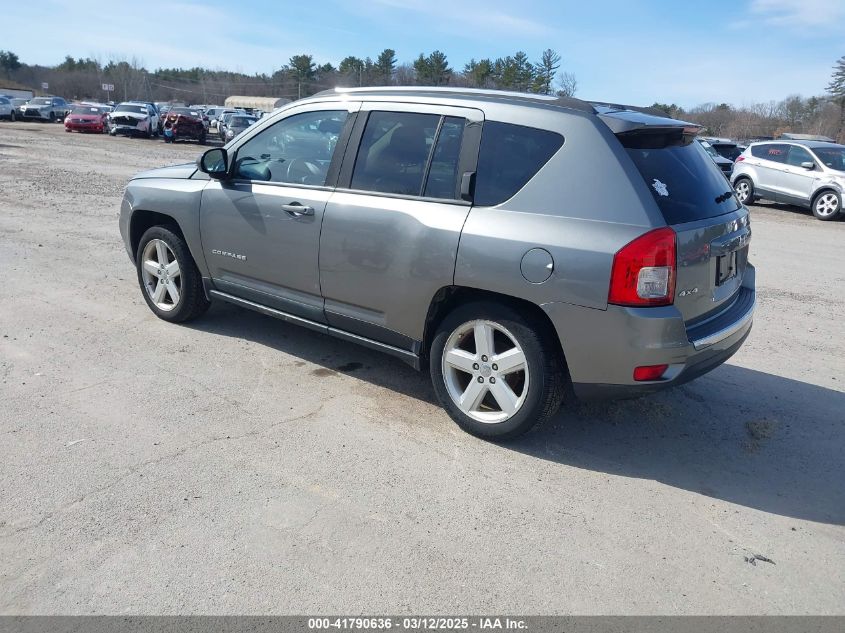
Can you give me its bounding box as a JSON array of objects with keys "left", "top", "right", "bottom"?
[
  {"left": 731, "top": 140, "right": 845, "bottom": 220},
  {"left": 19, "top": 96, "right": 70, "bottom": 122},
  {"left": 119, "top": 87, "right": 755, "bottom": 439}
]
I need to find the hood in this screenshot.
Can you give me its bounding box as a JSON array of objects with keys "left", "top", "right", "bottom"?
[
  {"left": 112, "top": 111, "right": 147, "bottom": 119},
  {"left": 132, "top": 163, "right": 197, "bottom": 180},
  {"left": 69, "top": 113, "right": 102, "bottom": 121}
]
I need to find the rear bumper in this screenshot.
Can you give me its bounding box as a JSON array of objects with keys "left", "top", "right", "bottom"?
[{"left": 542, "top": 265, "right": 756, "bottom": 400}]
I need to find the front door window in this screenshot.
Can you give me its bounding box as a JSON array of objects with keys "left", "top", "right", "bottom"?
[{"left": 233, "top": 110, "right": 348, "bottom": 186}]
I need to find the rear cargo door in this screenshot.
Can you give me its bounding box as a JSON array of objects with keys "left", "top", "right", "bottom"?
[{"left": 601, "top": 109, "right": 751, "bottom": 323}]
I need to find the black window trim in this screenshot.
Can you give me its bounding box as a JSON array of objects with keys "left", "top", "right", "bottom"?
[{"left": 419, "top": 116, "right": 446, "bottom": 197}]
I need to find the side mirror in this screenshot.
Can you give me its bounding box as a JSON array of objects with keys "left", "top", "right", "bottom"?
[
  {"left": 800, "top": 161, "right": 815, "bottom": 170},
  {"left": 197, "top": 147, "right": 229, "bottom": 179}
]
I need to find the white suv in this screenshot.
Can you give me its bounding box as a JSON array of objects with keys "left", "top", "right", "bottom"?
[{"left": 731, "top": 140, "right": 845, "bottom": 221}]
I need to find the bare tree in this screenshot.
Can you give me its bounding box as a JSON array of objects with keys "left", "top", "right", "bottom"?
[{"left": 556, "top": 72, "right": 577, "bottom": 98}]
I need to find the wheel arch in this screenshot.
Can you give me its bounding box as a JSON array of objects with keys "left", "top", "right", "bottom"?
[
  {"left": 129, "top": 209, "right": 184, "bottom": 261},
  {"left": 811, "top": 185, "right": 842, "bottom": 204},
  {"left": 421, "top": 286, "right": 568, "bottom": 370}
]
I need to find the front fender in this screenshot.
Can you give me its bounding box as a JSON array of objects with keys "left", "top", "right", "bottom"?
[{"left": 120, "top": 178, "right": 210, "bottom": 276}]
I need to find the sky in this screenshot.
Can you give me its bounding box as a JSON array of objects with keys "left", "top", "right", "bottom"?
[{"left": 3, "top": 0, "right": 843, "bottom": 107}]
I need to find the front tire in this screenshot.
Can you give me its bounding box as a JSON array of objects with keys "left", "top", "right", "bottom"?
[
  {"left": 812, "top": 190, "right": 841, "bottom": 221},
  {"left": 430, "top": 301, "right": 566, "bottom": 440},
  {"left": 734, "top": 177, "right": 754, "bottom": 205},
  {"left": 10, "top": 110, "right": 15, "bottom": 122},
  {"left": 136, "top": 226, "right": 210, "bottom": 323}
]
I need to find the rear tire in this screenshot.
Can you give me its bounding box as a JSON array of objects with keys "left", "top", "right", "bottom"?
[
  {"left": 198, "top": 131, "right": 206, "bottom": 145},
  {"left": 135, "top": 226, "right": 210, "bottom": 323},
  {"left": 733, "top": 177, "right": 755, "bottom": 205},
  {"left": 812, "top": 190, "right": 841, "bottom": 221},
  {"left": 430, "top": 301, "right": 566, "bottom": 440},
  {"left": 10, "top": 110, "right": 15, "bottom": 122}
]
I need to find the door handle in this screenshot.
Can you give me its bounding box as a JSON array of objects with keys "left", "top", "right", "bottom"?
[{"left": 282, "top": 203, "right": 314, "bottom": 217}]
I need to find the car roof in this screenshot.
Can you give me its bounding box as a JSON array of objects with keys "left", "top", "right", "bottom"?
[{"left": 751, "top": 139, "right": 843, "bottom": 150}]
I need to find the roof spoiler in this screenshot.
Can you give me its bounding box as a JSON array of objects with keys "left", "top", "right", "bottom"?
[{"left": 590, "top": 102, "right": 702, "bottom": 135}]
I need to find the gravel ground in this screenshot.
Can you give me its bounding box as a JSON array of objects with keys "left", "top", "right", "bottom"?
[{"left": 0, "top": 121, "right": 843, "bottom": 615}]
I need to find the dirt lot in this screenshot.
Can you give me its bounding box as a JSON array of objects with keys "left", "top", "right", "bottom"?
[{"left": 1, "top": 121, "right": 843, "bottom": 614}]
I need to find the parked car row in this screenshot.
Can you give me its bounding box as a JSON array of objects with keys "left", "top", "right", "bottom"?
[{"left": 1, "top": 95, "right": 262, "bottom": 145}]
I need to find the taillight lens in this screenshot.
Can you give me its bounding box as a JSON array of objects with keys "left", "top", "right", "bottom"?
[
  {"left": 633, "top": 364, "right": 669, "bottom": 381},
  {"left": 735, "top": 156, "right": 745, "bottom": 162},
  {"left": 608, "top": 227, "right": 676, "bottom": 306}
]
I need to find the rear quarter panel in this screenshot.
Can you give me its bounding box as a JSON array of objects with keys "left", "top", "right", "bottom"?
[{"left": 455, "top": 106, "right": 663, "bottom": 311}]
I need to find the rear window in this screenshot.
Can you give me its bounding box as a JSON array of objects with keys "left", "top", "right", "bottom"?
[
  {"left": 751, "top": 144, "right": 788, "bottom": 162},
  {"left": 621, "top": 132, "right": 739, "bottom": 225},
  {"left": 474, "top": 122, "right": 563, "bottom": 206},
  {"left": 712, "top": 144, "right": 742, "bottom": 161}
]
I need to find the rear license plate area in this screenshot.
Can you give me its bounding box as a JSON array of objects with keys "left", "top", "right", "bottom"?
[{"left": 715, "top": 252, "right": 737, "bottom": 286}]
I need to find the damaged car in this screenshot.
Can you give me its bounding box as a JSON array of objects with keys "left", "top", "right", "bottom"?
[
  {"left": 160, "top": 107, "right": 207, "bottom": 144},
  {"left": 108, "top": 102, "right": 159, "bottom": 138}
]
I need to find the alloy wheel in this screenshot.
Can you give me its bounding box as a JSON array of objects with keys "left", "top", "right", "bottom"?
[
  {"left": 140, "top": 239, "right": 182, "bottom": 311},
  {"left": 815, "top": 193, "right": 839, "bottom": 218},
  {"left": 735, "top": 180, "right": 750, "bottom": 203},
  {"left": 441, "top": 320, "right": 529, "bottom": 424}
]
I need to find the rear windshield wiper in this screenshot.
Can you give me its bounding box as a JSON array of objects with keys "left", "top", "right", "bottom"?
[{"left": 715, "top": 191, "right": 734, "bottom": 204}]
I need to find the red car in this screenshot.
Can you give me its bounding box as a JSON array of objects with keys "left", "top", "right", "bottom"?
[
  {"left": 161, "top": 107, "right": 207, "bottom": 144},
  {"left": 64, "top": 104, "right": 110, "bottom": 134}
]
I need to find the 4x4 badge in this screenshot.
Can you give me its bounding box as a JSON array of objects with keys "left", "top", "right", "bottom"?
[{"left": 652, "top": 179, "right": 669, "bottom": 197}]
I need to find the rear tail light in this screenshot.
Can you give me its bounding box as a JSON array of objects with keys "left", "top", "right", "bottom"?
[
  {"left": 633, "top": 364, "right": 669, "bottom": 381},
  {"left": 608, "top": 227, "right": 676, "bottom": 306},
  {"left": 735, "top": 156, "right": 745, "bottom": 162}
]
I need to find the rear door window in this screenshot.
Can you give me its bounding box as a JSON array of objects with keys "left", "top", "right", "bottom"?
[
  {"left": 474, "top": 122, "right": 563, "bottom": 206},
  {"left": 621, "top": 132, "right": 739, "bottom": 225},
  {"left": 751, "top": 144, "right": 789, "bottom": 163},
  {"left": 786, "top": 145, "right": 814, "bottom": 167},
  {"left": 350, "top": 111, "right": 440, "bottom": 196}
]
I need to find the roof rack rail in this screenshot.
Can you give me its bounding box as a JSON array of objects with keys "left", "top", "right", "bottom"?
[{"left": 312, "top": 86, "right": 595, "bottom": 113}]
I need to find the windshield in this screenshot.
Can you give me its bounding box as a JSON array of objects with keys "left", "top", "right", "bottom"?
[
  {"left": 71, "top": 106, "right": 103, "bottom": 114},
  {"left": 621, "top": 131, "right": 740, "bottom": 225},
  {"left": 811, "top": 146, "right": 845, "bottom": 172},
  {"left": 114, "top": 104, "right": 147, "bottom": 114},
  {"left": 30, "top": 98, "right": 52, "bottom": 105}
]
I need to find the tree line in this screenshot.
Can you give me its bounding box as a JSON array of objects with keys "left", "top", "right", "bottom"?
[
  {"left": 650, "top": 94, "right": 844, "bottom": 143},
  {"left": 2, "top": 48, "right": 844, "bottom": 142},
  {"left": 0, "top": 48, "right": 576, "bottom": 105}
]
